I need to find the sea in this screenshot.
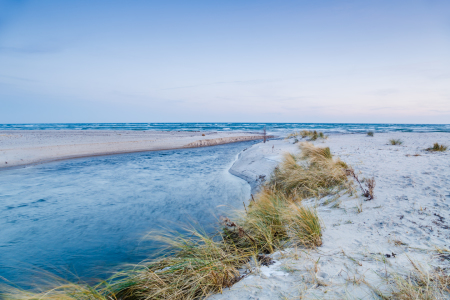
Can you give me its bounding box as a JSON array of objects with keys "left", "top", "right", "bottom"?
[
  {"left": 0, "top": 122, "right": 449, "bottom": 134},
  {"left": 0, "top": 123, "right": 449, "bottom": 287}
]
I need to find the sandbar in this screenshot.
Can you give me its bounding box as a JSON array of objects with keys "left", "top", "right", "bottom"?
[{"left": 0, "top": 130, "right": 267, "bottom": 168}]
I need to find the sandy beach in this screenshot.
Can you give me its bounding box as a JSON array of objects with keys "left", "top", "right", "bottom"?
[
  {"left": 212, "top": 132, "right": 450, "bottom": 299},
  {"left": 0, "top": 130, "right": 267, "bottom": 169},
  {"left": 2, "top": 130, "right": 450, "bottom": 299}
]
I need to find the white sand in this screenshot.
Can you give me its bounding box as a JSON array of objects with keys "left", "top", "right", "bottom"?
[
  {"left": 0, "top": 130, "right": 266, "bottom": 168},
  {"left": 214, "top": 132, "right": 450, "bottom": 299}
]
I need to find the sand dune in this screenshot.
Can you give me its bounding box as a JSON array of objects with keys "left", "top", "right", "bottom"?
[{"left": 214, "top": 132, "right": 450, "bottom": 299}]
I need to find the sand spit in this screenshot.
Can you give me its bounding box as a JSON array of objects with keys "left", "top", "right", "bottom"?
[
  {"left": 185, "top": 135, "right": 273, "bottom": 148},
  {"left": 215, "top": 132, "right": 450, "bottom": 299},
  {"left": 0, "top": 130, "right": 265, "bottom": 168}
]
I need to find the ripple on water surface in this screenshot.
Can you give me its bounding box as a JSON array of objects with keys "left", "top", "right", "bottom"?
[{"left": 0, "top": 141, "right": 254, "bottom": 286}]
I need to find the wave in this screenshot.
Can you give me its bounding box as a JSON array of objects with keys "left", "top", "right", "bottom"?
[{"left": 0, "top": 123, "right": 449, "bottom": 134}]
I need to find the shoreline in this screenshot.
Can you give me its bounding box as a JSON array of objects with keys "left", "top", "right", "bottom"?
[
  {"left": 228, "top": 137, "right": 298, "bottom": 194},
  {"left": 0, "top": 130, "right": 270, "bottom": 169}
]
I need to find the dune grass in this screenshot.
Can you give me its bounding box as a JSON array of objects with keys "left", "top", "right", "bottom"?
[
  {"left": 426, "top": 143, "right": 448, "bottom": 152},
  {"left": 286, "top": 130, "right": 327, "bottom": 141},
  {"left": 370, "top": 259, "right": 450, "bottom": 300},
  {"left": 220, "top": 142, "right": 347, "bottom": 253},
  {"left": 2, "top": 228, "right": 253, "bottom": 300},
  {"left": 109, "top": 227, "right": 253, "bottom": 300},
  {"left": 287, "top": 203, "right": 322, "bottom": 247},
  {"left": 0, "top": 280, "right": 114, "bottom": 300},
  {"left": 268, "top": 142, "right": 349, "bottom": 199},
  {"left": 389, "top": 270, "right": 450, "bottom": 300},
  {"left": 224, "top": 189, "right": 291, "bottom": 253},
  {"left": 367, "top": 131, "right": 374, "bottom": 137},
  {"left": 222, "top": 189, "right": 323, "bottom": 253},
  {"left": 389, "top": 139, "right": 403, "bottom": 145}
]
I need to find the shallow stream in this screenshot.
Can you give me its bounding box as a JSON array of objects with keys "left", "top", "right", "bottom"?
[{"left": 0, "top": 142, "right": 254, "bottom": 286}]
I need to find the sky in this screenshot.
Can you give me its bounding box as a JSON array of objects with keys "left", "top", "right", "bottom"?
[{"left": 1, "top": 0, "right": 449, "bottom": 123}]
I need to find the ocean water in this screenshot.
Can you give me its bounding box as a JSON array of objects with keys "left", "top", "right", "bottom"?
[
  {"left": 0, "top": 141, "right": 256, "bottom": 286},
  {"left": 0, "top": 123, "right": 449, "bottom": 134}
]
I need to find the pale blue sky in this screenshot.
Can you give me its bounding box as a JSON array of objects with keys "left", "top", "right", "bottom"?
[{"left": 1, "top": 0, "right": 449, "bottom": 123}]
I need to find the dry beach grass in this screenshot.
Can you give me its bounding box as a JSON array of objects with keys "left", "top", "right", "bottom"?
[
  {"left": 286, "top": 130, "right": 327, "bottom": 142},
  {"left": 389, "top": 138, "right": 403, "bottom": 145},
  {"left": 268, "top": 142, "right": 349, "bottom": 199},
  {"left": 110, "top": 228, "right": 252, "bottom": 300},
  {"left": 426, "top": 143, "right": 448, "bottom": 152}
]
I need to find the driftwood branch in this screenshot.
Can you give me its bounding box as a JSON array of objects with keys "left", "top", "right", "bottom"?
[{"left": 346, "top": 168, "right": 375, "bottom": 200}]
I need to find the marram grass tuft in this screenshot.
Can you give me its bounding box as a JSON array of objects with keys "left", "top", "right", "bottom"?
[
  {"left": 369, "top": 258, "right": 450, "bottom": 300},
  {"left": 0, "top": 280, "right": 115, "bottom": 300},
  {"left": 222, "top": 189, "right": 323, "bottom": 253},
  {"left": 286, "top": 203, "right": 322, "bottom": 247},
  {"left": 268, "top": 142, "right": 349, "bottom": 199},
  {"left": 426, "top": 143, "right": 448, "bottom": 152},
  {"left": 389, "top": 139, "right": 403, "bottom": 145},
  {"left": 286, "top": 130, "right": 327, "bottom": 141},
  {"left": 110, "top": 227, "right": 253, "bottom": 300}
]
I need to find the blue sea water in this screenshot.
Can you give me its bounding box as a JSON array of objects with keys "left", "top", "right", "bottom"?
[
  {"left": 0, "top": 141, "right": 256, "bottom": 286},
  {"left": 0, "top": 123, "right": 449, "bottom": 134}
]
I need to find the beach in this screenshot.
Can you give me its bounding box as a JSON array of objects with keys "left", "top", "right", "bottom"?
[
  {"left": 2, "top": 130, "right": 450, "bottom": 298},
  {"left": 212, "top": 132, "right": 450, "bottom": 299},
  {"left": 0, "top": 130, "right": 266, "bottom": 168}
]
